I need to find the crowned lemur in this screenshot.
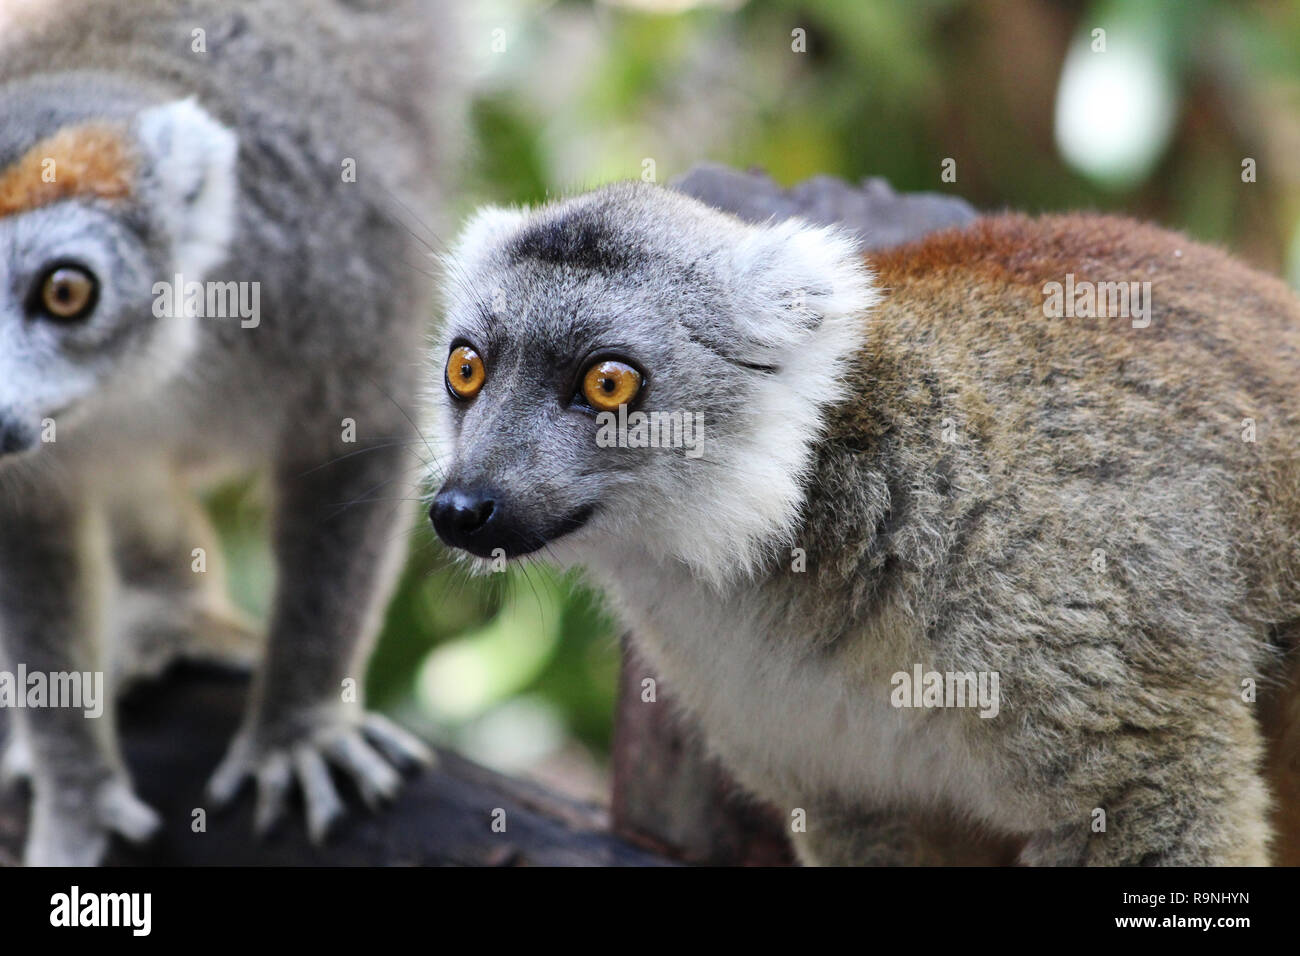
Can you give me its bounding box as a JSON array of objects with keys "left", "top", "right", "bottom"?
[
  {"left": 0, "top": 0, "right": 450, "bottom": 865},
  {"left": 429, "top": 182, "right": 1300, "bottom": 865}
]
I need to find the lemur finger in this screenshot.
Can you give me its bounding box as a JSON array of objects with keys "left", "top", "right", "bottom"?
[
  {"left": 96, "top": 779, "right": 162, "bottom": 844},
  {"left": 253, "top": 752, "right": 293, "bottom": 837},
  {"left": 361, "top": 713, "right": 434, "bottom": 771},
  {"left": 324, "top": 732, "right": 401, "bottom": 809},
  {"left": 293, "top": 746, "right": 346, "bottom": 845},
  {"left": 206, "top": 740, "right": 254, "bottom": 808}
]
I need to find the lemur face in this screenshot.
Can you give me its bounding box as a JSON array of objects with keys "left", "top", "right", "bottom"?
[
  {"left": 0, "top": 80, "right": 236, "bottom": 460},
  {"left": 431, "top": 182, "right": 876, "bottom": 581}
]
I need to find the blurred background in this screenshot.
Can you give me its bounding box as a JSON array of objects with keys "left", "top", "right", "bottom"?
[{"left": 214, "top": 0, "right": 1300, "bottom": 803}]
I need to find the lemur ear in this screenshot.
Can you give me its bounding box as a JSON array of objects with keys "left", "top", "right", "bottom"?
[
  {"left": 133, "top": 98, "right": 238, "bottom": 280},
  {"left": 728, "top": 218, "right": 876, "bottom": 355}
]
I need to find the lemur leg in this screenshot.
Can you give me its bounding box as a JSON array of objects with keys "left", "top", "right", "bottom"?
[
  {"left": 1022, "top": 707, "right": 1272, "bottom": 866},
  {"left": 0, "top": 499, "right": 160, "bottom": 866},
  {"left": 207, "top": 439, "right": 431, "bottom": 842},
  {"left": 105, "top": 466, "right": 260, "bottom": 689}
]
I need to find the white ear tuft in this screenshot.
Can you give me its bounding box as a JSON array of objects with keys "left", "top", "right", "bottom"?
[
  {"left": 134, "top": 98, "right": 238, "bottom": 280},
  {"left": 729, "top": 218, "right": 877, "bottom": 355},
  {"left": 659, "top": 219, "right": 878, "bottom": 584}
]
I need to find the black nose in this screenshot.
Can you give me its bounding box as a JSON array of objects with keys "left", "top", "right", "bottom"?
[{"left": 429, "top": 487, "right": 496, "bottom": 549}]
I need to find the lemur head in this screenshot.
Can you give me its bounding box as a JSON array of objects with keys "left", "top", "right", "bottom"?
[
  {"left": 430, "top": 182, "right": 876, "bottom": 585},
  {"left": 0, "top": 74, "right": 236, "bottom": 459}
]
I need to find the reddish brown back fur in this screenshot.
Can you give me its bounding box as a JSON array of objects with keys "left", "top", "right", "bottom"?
[{"left": 865, "top": 214, "right": 1300, "bottom": 863}]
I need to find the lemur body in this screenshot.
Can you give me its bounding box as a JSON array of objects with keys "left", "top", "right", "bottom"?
[
  {"left": 432, "top": 183, "right": 1300, "bottom": 865},
  {"left": 0, "top": 0, "right": 449, "bottom": 864}
]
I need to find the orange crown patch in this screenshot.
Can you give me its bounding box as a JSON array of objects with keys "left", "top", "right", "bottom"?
[{"left": 0, "top": 122, "right": 135, "bottom": 219}]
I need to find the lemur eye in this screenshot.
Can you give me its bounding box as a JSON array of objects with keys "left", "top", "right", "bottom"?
[
  {"left": 36, "top": 264, "right": 98, "bottom": 321},
  {"left": 446, "top": 344, "right": 486, "bottom": 400},
  {"left": 581, "top": 359, "right": 642, "bottom": 412}
]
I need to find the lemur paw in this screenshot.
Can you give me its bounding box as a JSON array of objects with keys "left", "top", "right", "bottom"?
[
  {"left": 206, "top": 711, "right": 432, "bottom": 843},
  {"left": 24, "top": 776, "right": 162, "bottom": 866}
]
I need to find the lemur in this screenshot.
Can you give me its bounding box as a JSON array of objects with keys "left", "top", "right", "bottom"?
[
  {"left": 0, "top": 0, "right": 450, "bottom": 865},
  {"left": 429, "top": 181, "right": 1300, "bottom": 865}
]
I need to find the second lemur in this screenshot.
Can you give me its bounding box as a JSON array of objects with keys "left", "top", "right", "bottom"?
[{"left": 0, "top": 0, "right": 451, "bottom": 865}]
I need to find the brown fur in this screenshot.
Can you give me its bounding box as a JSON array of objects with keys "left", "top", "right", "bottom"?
[
  {"left": 804, "top": 213, "right": 1300, "bottom": 863},
  {"left": 866, "top": 213, "right": 1299, "bottom": 616},
  {"left": 0, "top": 122, "right": 133, "bottom": 218}
]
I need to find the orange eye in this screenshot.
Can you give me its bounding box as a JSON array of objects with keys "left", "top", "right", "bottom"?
[
  {"left": 446, "top": 345, "right": 485, "bottom": 400},
  {"left": 581, "top": 359, "right": 642, "bottom": 412},
  {"left": 39, "top": 265, "right": 98, "bottom": 321}
]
